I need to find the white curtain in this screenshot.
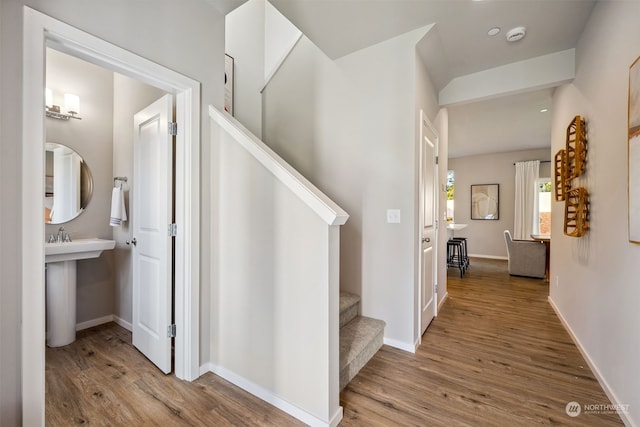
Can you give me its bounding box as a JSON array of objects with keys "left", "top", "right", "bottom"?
[{"left": 514, "top": 160, "right": 540, "bottom": 240}]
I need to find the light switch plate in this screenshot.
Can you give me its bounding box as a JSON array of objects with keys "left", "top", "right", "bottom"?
[{"left": 387, "top": 209, "right": 401, "bottom": 224}]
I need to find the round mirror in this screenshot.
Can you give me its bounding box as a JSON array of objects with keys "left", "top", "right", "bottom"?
[{"left": 45, "top": 142, "right": 93, "bottom": 224}]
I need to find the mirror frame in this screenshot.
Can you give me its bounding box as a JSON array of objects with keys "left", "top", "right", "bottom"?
[{"left": 45, "top": 142, "right": 93, "bottom": 224}]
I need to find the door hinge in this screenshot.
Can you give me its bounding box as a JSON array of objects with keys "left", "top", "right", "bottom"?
[
  {"left": 169, "top": 223, "right": 177, "bottom": 237},
  {"left": 435, "top": 156, "right": 439, "bottom": 165},
  {"left": 168, "top": 122, "right": 177, "bottom": 136},
  {"left": 168, "top": 324, "right": 176, "bottom": 338}
]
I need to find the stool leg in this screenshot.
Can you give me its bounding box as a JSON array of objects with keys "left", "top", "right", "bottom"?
[{"left": 462, "top": 240, "right": 468, "bottom": 270}]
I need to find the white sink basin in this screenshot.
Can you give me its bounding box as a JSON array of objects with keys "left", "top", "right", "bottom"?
[
  {"left": 45, "top": 238, "right": 116, "bottom": 347},
  {"left": 45, "top": 238, "right": 116, "bottom": 263}
]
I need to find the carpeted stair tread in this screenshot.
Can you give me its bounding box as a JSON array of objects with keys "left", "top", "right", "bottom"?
[
  {"left": 339, "top": 315, "right": 385, "bottom": 390},
  {"left": 339, "top": 292, "right": 360, "bottom": 328}
]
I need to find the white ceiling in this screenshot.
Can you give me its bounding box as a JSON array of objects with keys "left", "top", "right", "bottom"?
[
  {"left": 254, "top": 0, "right": 597, "bottom": 158},
  {"left": 269, "top": 0, "right": 595, "bottom": 82},
  {"left": 447, "top": 88, "right": 554, "bottom": 158}
]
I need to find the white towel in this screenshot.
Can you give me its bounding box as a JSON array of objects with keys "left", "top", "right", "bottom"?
[{"left": 109, "top": 187, "right": 127, "bottom": 226}]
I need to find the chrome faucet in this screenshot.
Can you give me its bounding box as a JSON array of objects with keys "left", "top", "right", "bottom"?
[
  {"left": 56, "top": 227, "right": 71, "bottom": 243},
  {"left": 56, "top": 227, "right": 65, "bottom": 243}
]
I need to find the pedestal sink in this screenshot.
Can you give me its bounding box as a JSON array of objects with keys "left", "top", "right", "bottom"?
[{"left": 45, "top": 238, "right": 116, "bottom": 347}]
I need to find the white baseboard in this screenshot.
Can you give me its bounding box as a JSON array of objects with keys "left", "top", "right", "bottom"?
[
  {"left": 200, "top": 362, "right": 342, "bottom": 427},
  {"left": 75, "top": 315, "right": 132, "bottom": 332},
  {"left": 76, "top": 315, "right": 113, "bottom": 331},
  {"left": 383, "top": 337, "right": 417, "bottom": 353},
  {"left": 200, "top": 362, "right": 213, "bottom": 377},
  {"left": 468, "top": 253, "right": 508, "bottom": 260},
  {"left": 438, "top": 291, "right": 449, "bottom": 312},
  {"left": 113, "top": 315, "right": 132, "bottom": 331},
  {"left": 548, "top": 296, "right": 633, "bottom": 426}
]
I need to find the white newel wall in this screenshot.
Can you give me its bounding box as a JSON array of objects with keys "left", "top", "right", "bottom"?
[{"left": 207, "top": 107, "right": 347, "bottom": 427}]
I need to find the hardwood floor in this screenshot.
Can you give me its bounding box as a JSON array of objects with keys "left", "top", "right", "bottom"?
[
  {"left": 47, "top": 258, "right": 622, "bottom": 426},
  {"left": 340, "top": 258, "right": 623, "bottom": 426},
  {"left": 46, "top": 325, "right": 303, "bottom": 426}
]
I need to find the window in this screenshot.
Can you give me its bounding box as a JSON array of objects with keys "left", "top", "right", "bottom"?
[
  {"left": 537, "top": 178, "right": 552, "bottom": 235},
  {"left": 446, "top": 170, "right": 455, "bottom": 221}
]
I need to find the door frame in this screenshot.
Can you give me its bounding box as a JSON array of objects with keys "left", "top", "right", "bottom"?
[
  {"left": 417, "top": 109, "right": 439, "bottom": 343},
  {"left": 23, "top": 8, "right": 200, "bottom": 424}
]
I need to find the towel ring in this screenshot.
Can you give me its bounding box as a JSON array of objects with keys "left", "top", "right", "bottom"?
[{"left": 114, "top": 176, "right": 128, "bottom": 187}]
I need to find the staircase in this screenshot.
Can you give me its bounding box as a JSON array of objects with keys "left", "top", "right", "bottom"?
[{"left": 339, "top": 292, "right": 385, "bottom": 390}]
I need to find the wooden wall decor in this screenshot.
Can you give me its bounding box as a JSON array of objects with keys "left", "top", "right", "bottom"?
[
  {"left": 564, "top": 187, "right": 590, "bottom": 237},
  {"left": 565, "top": 115, "right": 588, "bottom": 181},
  {"left": 554, "top": 149, "right": 566, "bottom": 201},
  {"left": 557, "top": 115, "right": 589, "bottom": 237}
]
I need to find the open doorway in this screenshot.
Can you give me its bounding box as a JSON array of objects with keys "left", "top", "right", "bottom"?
[
  {"left": 23, "top": 8, "right": 201, "bottom": 423},
  {"left": 45, "top": 46, "right": 169, "bottom": 333}
]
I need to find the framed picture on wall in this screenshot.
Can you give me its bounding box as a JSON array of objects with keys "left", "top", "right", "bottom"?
[
  {"left": 224, "top": 54, "right": 234, "bottom": 116},
  {"left": 471, "top": 184, "right": 499, "bottom": 220}
]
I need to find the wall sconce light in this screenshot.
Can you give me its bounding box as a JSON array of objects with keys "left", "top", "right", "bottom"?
[{"left": 45, "top": 88, "right": 82, "bottom": 120}]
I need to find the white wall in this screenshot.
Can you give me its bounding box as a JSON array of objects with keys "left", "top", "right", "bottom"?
[
  {"left": 45, "top": 49, "right": 116, "bottom": 325},
  {"left": 448, "top": 149, "right": 551, "bottom": 258},
  {"left": 209, "top": 111, "right": 344, "bottom": 425},
  {"left": 225, "top": 0, "right": 301, "bottom": 138},
  {"left": 264, "top": 1, "right": 302, "bottom": 82},
  {"left": 263, "top": 26, "right": 440, "bottom": 350},
  {"left": 549, "top": 1, "right": 640, "bottom": 425},
  {"left": 112, "top": 74, "right": 166, "bottom": 326},
  {"left": 225, "top": 0, "right": 266, "bottom": 137},
  {"left": 0, "top": 1, "right": 225, "bottom": 423}
]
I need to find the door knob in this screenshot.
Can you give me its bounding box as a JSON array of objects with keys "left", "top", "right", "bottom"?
[
  {"left": 126, "top": 237, "right": 137, "bottom": 246},
  {"left": 422, "top": 237, "right": 431, "bottom": 243}
]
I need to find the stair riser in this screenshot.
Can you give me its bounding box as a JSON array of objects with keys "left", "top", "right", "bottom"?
[
  {"left": 340, "top": 304, "right": 358, "bottom": 328},
  {"left": 340, "top": 328, "right": 383, "bottom": 390}
]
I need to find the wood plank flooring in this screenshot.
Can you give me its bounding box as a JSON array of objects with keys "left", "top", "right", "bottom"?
[
  {"left": 340, "top": 258, "right": 623, "bottom": 426},
  {"left": 47, "top": 258, "right": 622, "bottom": 426},
  {"left": 45, "top": 325, "right": 303, "bottom": 426}
]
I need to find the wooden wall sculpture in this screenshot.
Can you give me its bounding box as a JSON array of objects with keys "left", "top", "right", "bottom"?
[
  {"left": 555, "top": 115, "right": 590, "bottom": 237},
  {"left": 566, "top": 116, "right": 588, "bottom": 181},
  {"left": 564, "top": 187, "right": 590, "bottom": 237},
  {"left": 554, "top": 149, "right": 567, "bottom": 201}
]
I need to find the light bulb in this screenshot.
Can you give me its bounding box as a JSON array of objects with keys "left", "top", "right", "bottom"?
[
  {"left": 45, "top": 88, "right": 53, "bottom": 108},
  {"left": 64, "top": 93, "right": 80, "bottom": 116}
]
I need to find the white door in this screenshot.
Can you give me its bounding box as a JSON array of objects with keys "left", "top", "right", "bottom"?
[
  {"left": 420, "top": 111, "right": 438, "bottom": 334},
  {"left": 132, "top": 94, "right": 174, "bottom": 374}
]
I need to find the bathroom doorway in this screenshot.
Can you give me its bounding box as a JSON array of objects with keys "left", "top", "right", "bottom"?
[
  {"left": 23, "top": 8, "right": 201, "bottom": 422},
  {"left": 46, "top": 48, "right": 178, "bottom": 373}
]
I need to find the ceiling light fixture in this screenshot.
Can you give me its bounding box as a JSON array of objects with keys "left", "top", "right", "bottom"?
[
  {"left": 487, "top": 27, "right": 501, "bottom": 37},
  {"left": 506, "top": 26, "right": 527, "bottom": 42},
  {"left": 540, "top": 108, "right": 549, "bottom": 113}
]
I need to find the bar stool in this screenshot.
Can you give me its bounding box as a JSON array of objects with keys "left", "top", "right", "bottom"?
[
  {"left": 451, "top": 237, "right": 469, "bottom": 270},
  {"left": 447, "top": 239, "right": 465, "bottom": 277}
]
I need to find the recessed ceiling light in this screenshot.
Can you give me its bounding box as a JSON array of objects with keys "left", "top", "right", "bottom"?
[
  {"left": 487, "top": 27, "right": 501, "bottom": 36},
  {"left": 540, "top": 108, "right": 549, "bottom": 113}
]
